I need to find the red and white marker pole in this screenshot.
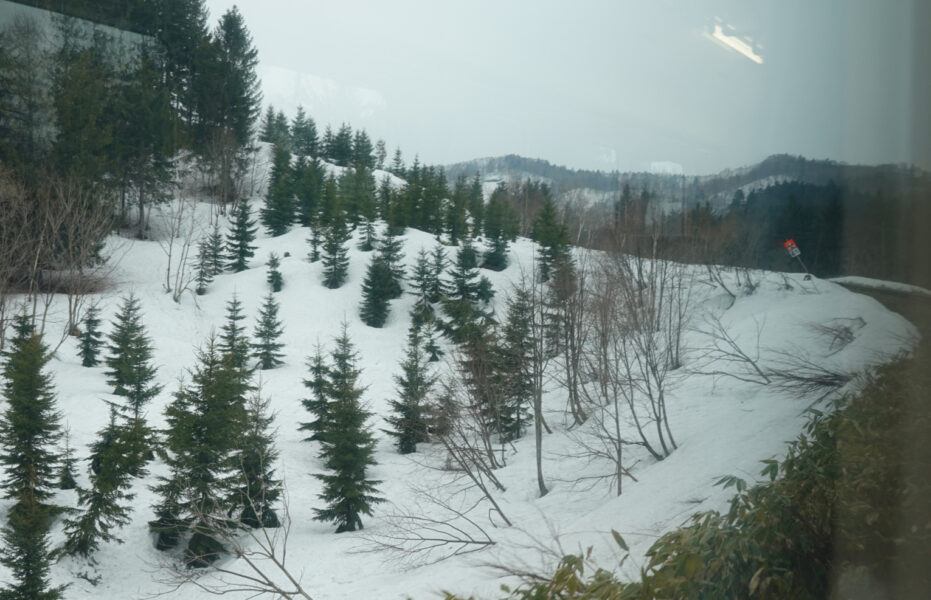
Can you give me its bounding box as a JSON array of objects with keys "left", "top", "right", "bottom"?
[{"left": 783, "top": 238, "right": 811, "bottom": 279}]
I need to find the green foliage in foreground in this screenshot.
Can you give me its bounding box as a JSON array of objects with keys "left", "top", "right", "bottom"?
[{"left": 445, "top": 351, "right": 931, "bottom": 599}]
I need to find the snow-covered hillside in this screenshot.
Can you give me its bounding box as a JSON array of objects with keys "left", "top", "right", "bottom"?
[{"left": 0, "top": 167, "right": 916, "bottom": 599}]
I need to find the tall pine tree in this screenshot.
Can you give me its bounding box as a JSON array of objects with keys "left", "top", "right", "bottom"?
[{"left": 321, "top": 215, "right": 351, "bottom": 289}]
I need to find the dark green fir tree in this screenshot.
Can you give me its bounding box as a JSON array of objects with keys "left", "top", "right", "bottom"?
[
  {"left": 384, "top": 325, "right": 435, "bottom": 453},
  {"left": 0, "top": 315, "right": 64, "bottom": 600},
  {"left": 149, "top": 337, "right": 250, "bottom": 567},
  {"left": 205, "top": 224, "right": 226, "bottom": 276},
  {"left": 532, "top": 196, "right": 570, "bottom": 282},
  {"left": 78, "top": 306, "right": 103, "bottom": 367},
  {"left": 60, "top": 408, "right": 136, "bottom": 559},
  {"left": 226, "top": 200, "right": 258, "bottom": 272},
  {"left": 219, "top": 294, "right": 252, "bottom": 373},
  {"left": 266, "top": 252, "right": 283, "bottom": 292},
  {"left": 376, "top": 229, "right": 405, "bottom": 299},
  {"left": 252, "top": 293, "right": 284, "bottom": 370},
  {"left": 313, "top": 327, "right": 383, "bottom": 532},
  {"left": 298, "top": 344, "right": 329, "bottom": 445},
  {"left": 321, "top": 216, "right": 351, "bottom": 289},
  {"left": 260, "top": 141, "right": 295, "bottom": 236},
  {"left": 230, "top": 392, "right": 281, "bottom": 529},
  {"left": 359, "top": 257, "right": 394, "bottom": 328},
  {"left": 58, "top": 428, "right": 78, "bottom": 490},
  {"left": 194, "top": 238, "right": 214, "bottom": 295},
  {"left": 496, "top": 285, "right": 535, "bottom": 442},
  {"left": 104, "top": 295, "right": 161, "bottom": 476}
]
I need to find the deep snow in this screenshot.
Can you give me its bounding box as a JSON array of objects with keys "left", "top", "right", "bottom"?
[{"left": 0, "top": 167, "right": 917, "bottom": 599}]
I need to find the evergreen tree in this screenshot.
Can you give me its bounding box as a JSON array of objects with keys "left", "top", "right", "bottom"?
[
  {"left": 260, "top": 141, "right": 295, "bottom": 236},
  {"left": 78, "top": 306, "right": 103, "bottom": 367},
  {"left": 266, "top": 252, "right": 283, "bottom": 292},
  {"left": 150, "top": 337, "right": 250, "bottom": 567},
  {"left": 445, "top": 175, "right": 470, "bottom": 245},
  {"left": 194, "top": 238, "right": 214, "bottom": 295},
  {"left": 384, "top": 325, "right": 435, "bottom": 453},
  {"left": 205, "top": 224, "right": 226, "bottom": 275},
  {"left": 298, "top": 345, "right": 329, "bottom": 445},
  {"left": 307, "top": 224, "right": 324, "bottom": 263},
  {"left": 389, "top": 147, "right": 405, "bottom": 176},
  {"left": 428, "top": 244, "right": 450, "bottom": 304},
  {"left": 295, "top": 157, "right": 323, "bottom": 227},
  {"left": 230, "top": 392, "right": 281, "bottom": 528},
  {"left": 60, "top": 408, "right": 135, "bottom": 558},
  {"left": 0, "top": 315, "right": 64, "bottom": 599},
  {"left": 467, "top": 174, "right": 485, "bottom": 236},
  {"left": 104, "top": 295, "right": 160, "bottom": 475},
  {"left": 328, "top": 123, "right": 354, "bottom": 167},
  {"left": 496, "top": 286, "right": 535, "bottom": 441},
  {"left": 58, "top": 429, "right": 78, "bottom": 491},
  {"left": 441, "top": 241, "right": 495, "bottom": 344},
  {"left": 482, "top": 187, "right": 518, "bottom": 271},
  {"left": 290, "top": 105, "right": 318, "bottom": 158},
  {"left": 0, "top": 501, "right": 64, "bottom": 600},
  {"left": 313, "top": 327, "right": 383, "bottom": 532},
  {"left": 219, "top": 294, "right": 252, "bottom": 373},
  {"left": 532, "top": 196, "right": 570, "bottom": 282},
  {"left": 0, "top": 314, "right": 61, "bottom": 508},
  {"left": 253, "top": 294, "right": 284, "bottom": 370},
  {"left": 351, "top": 129, "right": 375, "bottom": 170},
  {"left": 376, "top": 230, "right": 405, "bottom": 299},
  {"left": 408, "top": 248, "right": 436, "bottom": 324},
  {"left": 359, "top": 257, "right": 394, "bottom": 328},
  {"left": 104, "top": 295, "right": 162, "bottom": 421},
  {"left": 226, "top": 199, "right": 258, "bottom": 272},
  {"left": 321, "top": 216, "right": 351, "bottom": 289}
]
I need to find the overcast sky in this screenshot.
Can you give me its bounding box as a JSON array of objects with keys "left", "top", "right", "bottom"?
[{"left": 204, "top": 0, "right": 924, "bottom": 174}]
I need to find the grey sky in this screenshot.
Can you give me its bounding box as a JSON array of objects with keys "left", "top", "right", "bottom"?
[{"left": 204, "top": 0, "right": 924, "bottom": 174}]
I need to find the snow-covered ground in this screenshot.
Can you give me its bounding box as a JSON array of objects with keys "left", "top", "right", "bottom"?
[
  {"left": 830, "top": 275, "right": 931, "bottom": 299},
  {"left": 0, "top": 171, "right": 917, "bottom": 599}
]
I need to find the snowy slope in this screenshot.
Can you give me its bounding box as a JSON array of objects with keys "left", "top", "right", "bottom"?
[{"left": 0, "top": 164, "right": 917, "bottom": 599}]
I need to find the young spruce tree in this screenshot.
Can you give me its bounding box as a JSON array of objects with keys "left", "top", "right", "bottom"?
[
  {"left": 359, "top": 257, "right": 394, "bottom": 328},
  {"left": 321, "top": 214, "right": 351, "bottom": 289},
  {"left": 226, "top": 199, "right": 258, "bottom": 272},
  {"left": 298, "top": 344, "right": 329, "bottom": 446},
  {"left": 150, "top": 337, "right": 250, "bottom": 567},
  {"left": 104, "top": 295, "right": 161, "bottom": 473},
  {"left": 78, "top": 306, "right": 103, "bottom": 367},
  {"left": 266, "top": 252, "right": 283, "bottom": 292},
  {"left": 230, "top": 392, "right": 281, "bottom": 529},
  {"left": 376, "top": 229, "right": 405, "bottom": 299},
  {"left": 384, "top": 325, "right": 435, "bottom": 453},
  {"left": 60, "top": 408, "right": 136, "bottom": 559},
  {"left": 314, "top": 327, "right": 383, "bottom": 532},
  {"left": 253, "top": 293, "right": 284, "bottom": 370},
  {"left": 0, "top": 315, "right": 64, "bottom": 600},
  {"left": 219, "top": 294, "right": 252, "bottom": 373}
]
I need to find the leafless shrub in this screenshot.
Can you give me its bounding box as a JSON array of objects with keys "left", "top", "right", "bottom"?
[
  {"left": 691, "top": 313, "right": 771, "bottom": 385},
  {"left": 809, "top": 317, "right": 866, "bottom": 355},
  {"left": 765, "top": 347, "right": 854, "bottom": 403},
  {"left": 355, "top": 485, "right": 495, "bottom": 569},
  {"left": 431, "top": 377, "right": 512, "bottom": 527},
  {"left": 154, "top": 490, "right": 314, "bottom": 600}
]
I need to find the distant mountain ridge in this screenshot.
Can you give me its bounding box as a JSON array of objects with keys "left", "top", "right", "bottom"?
[{"left": 446, "top": 153, "right": 931, "bottom": 211}]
